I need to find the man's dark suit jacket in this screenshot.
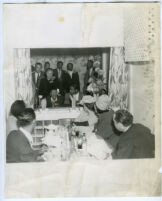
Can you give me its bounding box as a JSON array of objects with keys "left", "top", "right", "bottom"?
[
  {"left": 64, "top": 71, "right": 80, "bottom": 92},
  {"left": 6, "top": 130, "right": 41, "bottom": 163},
  {"left": 53, "top": 69, "right": 66, "bottom": 95},
  {"left": 32, "top": 71, "right": 45, "bottom": 90},
  {"left": 32, "top": 71, "right": 45, "bottom": 108},
  {"left": 38, "top": 77, "right": 58, "bottom": 98},
  {"left": 111, "top": 124, "right": 155, "bottom": 159}
]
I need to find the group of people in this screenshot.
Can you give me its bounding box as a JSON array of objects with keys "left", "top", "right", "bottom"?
[
  {"left": 32, "top": 59, "right": 106, "bottom": 109},
  {"left": 6, "top": 94, "right": 155, "bottom": 163},
  {"left": 74, "top": 94, "right": 155, "bottom": 159}
]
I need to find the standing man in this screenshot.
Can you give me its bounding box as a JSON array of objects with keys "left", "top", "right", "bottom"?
[
  {"left": 32, "top": 62, "right": 45, "bottom": 108},
  {"left": 53, "top": 61, "right": 66, "bottom": 99},
  {"left": 64, "top": 63, "right": 80, "bottom": 92},
  {"left": 38, "top": 68, "right": 58, "bottom": 99},
  {"left": 83, "top": 60, "right": 95, "bottom": 92},
  {"left": 44, "top": 61, "right": 50, "bottom": 74}
]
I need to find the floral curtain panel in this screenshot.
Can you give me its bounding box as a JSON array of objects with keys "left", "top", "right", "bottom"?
[
  {"left": 14, "top": 49, "right": 34, "bottom": 107},
  {"left": 109, "top": 47, "right": 129, "bottom": 109}
]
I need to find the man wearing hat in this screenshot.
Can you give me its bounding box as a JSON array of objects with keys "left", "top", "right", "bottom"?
[
  {"left": 74, "top": 95, "right": 98, "bottom": 127},
  {"left": 94, "top": 95, "right": 120, "bottom": 148}
]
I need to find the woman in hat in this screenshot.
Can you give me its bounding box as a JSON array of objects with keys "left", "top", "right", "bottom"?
[
  {"left": 94, "top": 94, "right": 120, "bottom": 149},
  {"left": 74, "top": 95, "right": 98, "bottom": 128}
]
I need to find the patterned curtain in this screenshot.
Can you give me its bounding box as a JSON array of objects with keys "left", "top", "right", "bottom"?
[
  {"left": 108, "top": 47, "right": 129, "bottom": 109},
  {"left": 14, "top": 49, "right": 34, "bottom": 107}
]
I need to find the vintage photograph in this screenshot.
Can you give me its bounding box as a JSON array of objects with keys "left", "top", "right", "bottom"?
[{"left": 3, "top": 2, "right": 161, "bottom": 198}]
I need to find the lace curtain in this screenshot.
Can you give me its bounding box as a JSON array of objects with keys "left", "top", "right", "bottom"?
[
  {"left": 109, "top": 47, "right": 129, "bottom": 109},
  {"left": 14, "top": 49, "right": 34, "bottom": 107}
]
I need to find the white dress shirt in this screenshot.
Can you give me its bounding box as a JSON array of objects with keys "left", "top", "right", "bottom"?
[
  {"left": 35, "top": 72, "right": 40, "bottom": 83},
  {"left": 68, "top": 70, "right": 73, "bottom": 78}
]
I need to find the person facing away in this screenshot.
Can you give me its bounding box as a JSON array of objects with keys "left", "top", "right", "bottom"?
[
  {"left": 83, "top": 60, "right": 95, "bottom": 92},
  {"left": 46, "top": 89, "right": 64, "bottom": 108},
  {"left": 6, "top": 108, "right": 47, "bottom": 163},
  {"left": 6, "top": 100, "right": 26, "bottom": 136},
  {"left": 64, "top": 63, "right": 80, "bottom": 93},
  {"left": 38, "top": 68, "right": 58, "bottom": 99},
  {"left": 94, "top": 94, "right": 120, "bottom": 148},
  {"left": 111, "top": 109, "right": 155, "bottom": 159},
  {"left": 53, "top": 61, "right": 66, "bottom": 96}
]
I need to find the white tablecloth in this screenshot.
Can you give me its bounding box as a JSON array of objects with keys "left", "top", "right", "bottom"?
[{"left": 35, "top": 107, "right": 82, "bottom": 121}]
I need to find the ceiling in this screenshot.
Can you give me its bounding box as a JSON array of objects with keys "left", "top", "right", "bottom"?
[{"left": 30, "top": 48, "right": 110, "bottom": 56}]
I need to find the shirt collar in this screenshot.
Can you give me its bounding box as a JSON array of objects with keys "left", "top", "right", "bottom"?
[{"left": 19, "top": 127, "right": 33, "bottom": 145}]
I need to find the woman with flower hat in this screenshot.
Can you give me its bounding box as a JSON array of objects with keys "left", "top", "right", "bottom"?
[{"left": 74, "top": 95, "right": 98, "bottom": 128}]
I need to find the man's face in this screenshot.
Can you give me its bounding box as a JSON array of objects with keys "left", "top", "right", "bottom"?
[
  {"left": 45, "top": 63, "right": 50, "bottom": 70},
  {"left": 35, "top": 65, "right": 42, "bottom": 73},
  {"left": 46, "top": 70, "right": 53, "bottom": 80},
  {"left": 57, "top": 62, "right": 63, "bottom": 70},
  {"left": 67, "top": 64, "right": 73, "bottom": 71}
]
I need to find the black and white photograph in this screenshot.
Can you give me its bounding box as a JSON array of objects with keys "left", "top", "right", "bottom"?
[{"left": 2, "top": 2, "right": 161, "bottom": 198}]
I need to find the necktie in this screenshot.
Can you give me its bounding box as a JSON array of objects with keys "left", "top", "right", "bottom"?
[{"left": 58, "top": 70, "right": 61, "bottom": 79}]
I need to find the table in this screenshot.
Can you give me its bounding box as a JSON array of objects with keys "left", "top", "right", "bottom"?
[{"left": 32, "top": 107, "right": 82, "bottom": 146}]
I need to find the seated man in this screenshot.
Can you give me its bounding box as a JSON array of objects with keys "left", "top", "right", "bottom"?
[
  {"left": 38, "top": 68, "right": 58, "bottom": 99},
  {"left": 94, "top": 94, "right": 120, "bottom": 148},
  {"left": 64, "top": 84, "right": 82, "bottom": 107},
  {"left": 111, "top": 109, "right": 155, "bottom": 159},
  {"left": 46, "top": 89, "right": 64, "bottom": 108}
]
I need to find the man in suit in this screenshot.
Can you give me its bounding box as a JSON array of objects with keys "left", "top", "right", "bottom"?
[
  {"left": 83, "top": 60, "right": 95, "bottom": 92},
  {"left": 44, "top": 61, "right": 50, "bottom": 74},
  {"left": 64, "top": 84, "right": 82, "bottom": 106},
  {"left": 111, "top": 109, "right": 155, "bottom": 159},
  {"left": 53, "top": 61, "right": 66, "bottom": 97},
  {"left": 32, "top": 62, "right": 45, "bottom": 108},
  {"left": 38, "top": 68, "right": 58, "bottom": 99},
  {"left": 64, "top": 63, "right": 80, "bottom": 93}
]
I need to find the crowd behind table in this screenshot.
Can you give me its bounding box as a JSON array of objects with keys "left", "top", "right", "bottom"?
[
  {"left": 6, "top": 59, "right": 155, "bottom": 162},
  {"left": 32, "top": 60, "right": 106, "bottom": 109}
]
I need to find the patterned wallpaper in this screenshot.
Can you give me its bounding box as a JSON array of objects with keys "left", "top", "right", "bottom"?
[
  {"left": 31, "top": 55, "right": 102, "bottom": 92},
  {"left": 14, "top": 49, "right": 34, "bottom": 107},
  {"left": 109, "top": 47, "right": 129, "bottom": 109}
]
